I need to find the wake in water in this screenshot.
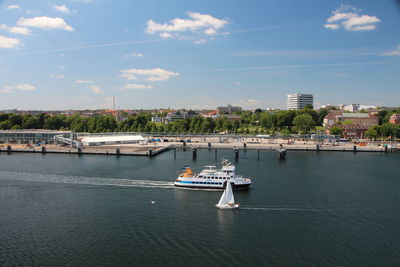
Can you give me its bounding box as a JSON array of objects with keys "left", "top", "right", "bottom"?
[
  {"left": 0, "top": 171, "right": 174, "bottom": 189},
  {"left": 239, "top": 206, "right": 349, "bottom": 212}
]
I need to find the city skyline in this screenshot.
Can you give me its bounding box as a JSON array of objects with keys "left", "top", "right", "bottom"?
[{"left": 1, "top": 0, "right": 400, "bottom": 110}]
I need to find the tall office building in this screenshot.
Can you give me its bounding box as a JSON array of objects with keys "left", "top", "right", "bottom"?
[{"left": 287, "top": 94, "right": 313, "bottom": 110}]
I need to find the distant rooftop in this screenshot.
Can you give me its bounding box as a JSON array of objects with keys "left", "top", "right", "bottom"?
[{"left": 340, "top": 113, "right": 371, "bottom": 118}]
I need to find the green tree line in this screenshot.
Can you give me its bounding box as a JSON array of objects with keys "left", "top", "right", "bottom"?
[
  {"left": 1, "top": 108, "right": 398, "bottom": 136},
  {"left": 0, "top": 108, "right": 328, "bottom": 134}
]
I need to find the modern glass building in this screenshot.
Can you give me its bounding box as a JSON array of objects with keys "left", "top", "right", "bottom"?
[
  {"left": 0, "top": 130, "right": 69, "bottom": 144},
  {"left": 287, "top": 94, "right": 313, "bottom": 110}
]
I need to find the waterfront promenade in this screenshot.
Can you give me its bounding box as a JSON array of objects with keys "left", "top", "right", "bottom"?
[{"left": 0, "top": 136, "right": 397, "bottom": 156}]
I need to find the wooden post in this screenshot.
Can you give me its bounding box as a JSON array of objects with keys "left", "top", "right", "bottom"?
[
  {"left": 234, "top": 149, "right": 239, "bottom": 161},
  {"left": 353, "top": 145, "right": 357, "bottom": 153},
  {"left": 116, "top": 148, "right": 120, "bottom": 155},
  {"left": 174, "top": 148, "right": 176, "bottom": 159},
  {"left": 316, "top": 144, "right": 320, "bottom": 152},
  {"left": 192, "top": 148, "right": 197, "bottom": 160},
  {"left": 41, "top": 146, "right": 46, "bottom": 153},
  {"left": 257, "top": 149, "right": 260, "bottom": 160},
  {"left": 215, "top": 149, "right": 218, "bottom": 160}
]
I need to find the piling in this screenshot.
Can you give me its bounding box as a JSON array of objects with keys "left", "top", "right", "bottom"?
[
  {"left": 78, "top": 148, "right": 82, "bottom": 154},
  {"left": 243, "top": 143, "right": 247, "bottom": 151},
  {"left": 353, "top": 145, "right": 357, "bottom": 153},
  {"left": 278, "top": 149, "right": 287, "bottom": 160},
  {"left": 183, "top": 141, "right": 186, "bottom": 148},
  {"left": 149, "top": 149, "right": 153, "bottom": 157},
  {"left": 192, "top": 148, "right": 197, "bottom": 160},
  {"left": 316, "top": 144, "right": 320, "bottom": 152},
  {"left": 174, "top": 148, "right": 176, "bottom": 159},
  {"left": 41, "top": 146, "right": 46, "bottom": 153},
  {"left": 116, "top": 148, "right": 120, "bottom": 155},
  {"left": 384, "top": 145, "right": 388, "bottom": 153},
  {"left": 234, "top": 149, "right": 239, "bottom": 161},
  {"left": 208, "top": 142, "right": 211, "bottom": 149},
  {"left": 215, "top": 149, "right": 218, "bottom": 160},
  {"left": 257, "top": 149, "right": 260, "bottom": 160},
  {"left": 7, "top": 145, "right": 11, "bottom": 152}
]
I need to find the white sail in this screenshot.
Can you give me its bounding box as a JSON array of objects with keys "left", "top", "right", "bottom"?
[
  {"left": 217, "top": 188, "right": 227, "bottom": 207},
  {"left": 225, "top": 181, "right": 235, "bottom": 204}
]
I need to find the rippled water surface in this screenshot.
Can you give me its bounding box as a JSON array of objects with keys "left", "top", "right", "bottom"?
[{"left": 1, "top": 150, "right": 400, "bottom": 266}]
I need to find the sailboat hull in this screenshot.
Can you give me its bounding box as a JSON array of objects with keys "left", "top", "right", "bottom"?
[{"left": 215, "top": 204, "right": 240, "bottom": 209}]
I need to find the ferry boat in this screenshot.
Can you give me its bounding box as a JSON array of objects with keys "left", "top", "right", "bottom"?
[{"left": 174, "top": 160, "right": 251, "bottom": 190}]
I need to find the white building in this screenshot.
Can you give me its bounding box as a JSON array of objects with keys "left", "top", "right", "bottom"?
[
  {"left": 80, "top": 135, "right": 145, "bottom": 146},
  {"left": 287, "top": 94, "right": 313, "bottom": 110},
  {"left": 151, "top": 115, "right": 162, "bottom": 123},
  {"left": 217, "top": 105, "right": 242, "bottom": 114}
]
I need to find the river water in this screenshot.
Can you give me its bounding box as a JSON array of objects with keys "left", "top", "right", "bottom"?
[{"left": 1, "top": 150, "right": 400, "bottom": 266}]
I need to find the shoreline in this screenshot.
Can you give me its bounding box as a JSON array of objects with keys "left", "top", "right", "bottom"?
[{"left": 0, "top": 140, "right": 397, "bottom": 156}]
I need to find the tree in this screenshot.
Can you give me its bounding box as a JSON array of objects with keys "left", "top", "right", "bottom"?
[
  {"left": 304, "top": 104, "right": 314, "bottom": 109},
  {"left": 317, "top": 108, "right": 328, "bottom": 126},
  {"left": 293, "top": 114, "right": 315, "bottom": 134},
  {"left": 260, "top": 113, "right": 274, "bottom": 129},
  {"left": 329, "top": 126, "right": 342, "bottom": 136},
  {"left": 365, "top": 127, "right": 378, "bottom": 140}
]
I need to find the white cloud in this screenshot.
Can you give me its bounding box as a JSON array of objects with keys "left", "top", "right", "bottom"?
[
  {"left": 323, "top": 24, "right": 339, "bottom": 30},
  {"left": 324, "top": 5, "right": 380, "bottom": 31},
  {"left": 17, "top": 16, "right": 74, "bottom": 31},
  {"left": 87, "top": 85, "right": 103, "bottom": 94},
  {"left": 0, "top": 35, "right": 20, "bottom": 49},
  {"left": 7, "top": 5, "right": 21, "bottom": 10},
  {"left": 121, "top": 83, "right": 153, "bottom": 90},
  {"left": 76, "top": 80, "right": 94, "bottom": 84},
  {"left": 160, "top": 32, "right": 172, "bottom": 38},
  {"left": 384, "top": 45, "right": 400, "bottom": 56},
  {"left": 50, "top": 74, "right": 64, "bottom": 79},
  {"left": 2, "top": 83, "right": 36, "bottom": 93},
  {"left": 124, "top": 52, "right": 144, "bottom": 58},
  {"left": 0, "top": 24, "right": 31, "bottom": 35},
  {"left": 53, "top": 5, "right": 71, "bottom": 14},
  {"left": 119, "top": 68, "right": 179, "bottom": 82},
  {"left": 194, "top": 38, "right": 207, "bottom": 44},
  {"left": 146, "top": 12, "right": 228, "bottom": 43},
  {"left": 204, "top": 28, "right": 217, "bottom": 35},
  {"left": 236, "top": 99, "right": 262, "bottom": 109}
]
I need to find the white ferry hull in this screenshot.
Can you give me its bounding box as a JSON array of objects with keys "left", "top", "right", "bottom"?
[{"left": 174, "top": 180, "right": 251, "bottom": 190}]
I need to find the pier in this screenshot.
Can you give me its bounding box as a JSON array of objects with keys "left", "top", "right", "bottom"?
[{"left": 0, "top": 136, "right": 397, "bottom": 158}]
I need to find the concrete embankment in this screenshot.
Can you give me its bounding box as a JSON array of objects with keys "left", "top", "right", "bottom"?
[{"left": 0, "top": 141, "right": 397, "bottom": 157}]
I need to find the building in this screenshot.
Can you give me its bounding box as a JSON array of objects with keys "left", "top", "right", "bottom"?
[
  {"left": 0, "top": 130, "right": 69, "bottom": 144},
  {"left": 217, "top": 105, "right": 242, "bottom": 114},
  {"left": 151, "top": 115, "right": 162, "bottom": 123},
  {"left": 80, "top": 135, "right": 145, "bottom": 146},
  {"left": 165, "top": 110, "right": 199, "bottom": 122},
  {"left": 389, "top": 114, "right": 400, "bottom": 124},
  {"left": 323, "top": 111, "right": 379, "bottom": 139},
  {"left": 287, "top": 94, "right": 313, "bottom": 110},
  {"left": 342, "top": 104, "right": 360, "bottom": 112}
]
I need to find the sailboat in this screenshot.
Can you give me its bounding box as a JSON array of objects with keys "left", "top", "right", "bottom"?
[{"left": 215, "top": 181, "right": 239, "bottom": 209}]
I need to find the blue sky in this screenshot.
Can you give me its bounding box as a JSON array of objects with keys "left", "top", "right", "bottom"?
[{"left": 0, "top": 0, "right": 399, "bottom": 110}]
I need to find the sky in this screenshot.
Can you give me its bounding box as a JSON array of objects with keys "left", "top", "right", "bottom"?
[{"left": 0, "top": 0, "right": 399, "bottom": 110}]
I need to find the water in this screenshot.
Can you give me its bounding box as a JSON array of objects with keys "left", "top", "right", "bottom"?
[{"left": 1, "top": 150, "right": 400, "bottom": 266}]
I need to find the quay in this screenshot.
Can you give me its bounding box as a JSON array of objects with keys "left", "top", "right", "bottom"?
[
  {"left": 0, "top": 141, "right": 397, "bottom": 158},
  {"left": 0, "top": 130, "right": 398, "bottom": 157}
]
